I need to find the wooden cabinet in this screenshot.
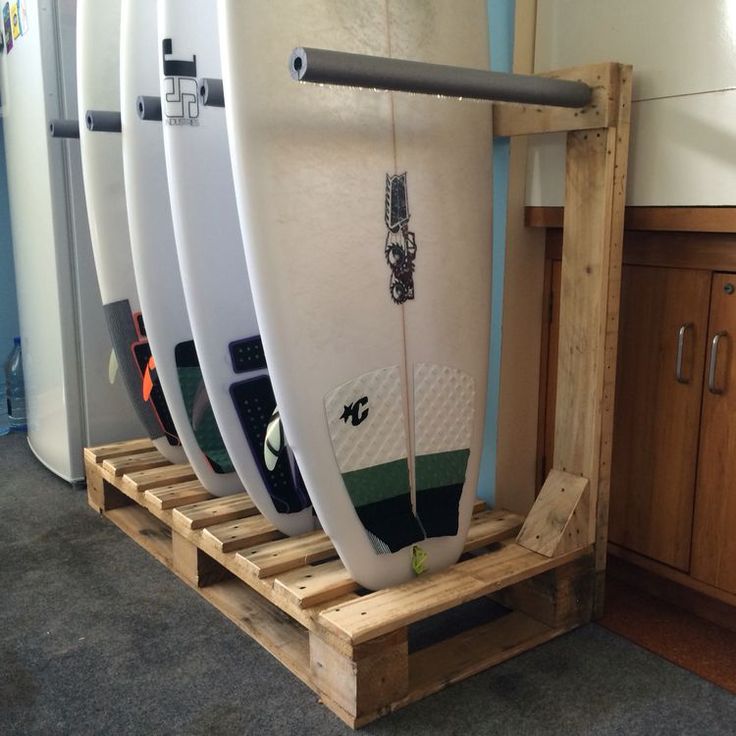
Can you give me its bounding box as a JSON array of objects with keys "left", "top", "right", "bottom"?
[
  {"left": 609, "top": 265, "right": 710, "bottom": 571},
  {"left": 691, "top": 274, "right": 736, "bottom": 592},
  {"left": 541, "top": 231, "right": 736, "bottom": 598}
]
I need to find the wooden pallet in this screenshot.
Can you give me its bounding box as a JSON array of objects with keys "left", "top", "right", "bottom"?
[
  {"left": 84, "top": 438, "right": 594, "bottom": 727},
  {"left": 82, "top": 60, "right": 631, "bottom": 728}
]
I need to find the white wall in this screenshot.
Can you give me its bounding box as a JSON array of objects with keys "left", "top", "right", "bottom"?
[{"left": 527, "top": 0, "right": 736, "bottom": 206}]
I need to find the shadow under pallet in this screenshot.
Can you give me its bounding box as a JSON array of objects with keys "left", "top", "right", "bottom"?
[{"left": 84, "top": 437, "right": 594, "bottom": 728}]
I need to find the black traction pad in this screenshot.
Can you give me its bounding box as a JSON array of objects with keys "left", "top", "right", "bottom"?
[
  {"left": 230, "top": 375, "right": 310, "bottom": 514},
  {"left": 229, "top": 335, "right": 267, "bottom": 374}
]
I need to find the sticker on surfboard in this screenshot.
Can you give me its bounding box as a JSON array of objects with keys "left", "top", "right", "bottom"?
[
  {"left": 325, "top": 364, "right": 474, "bottom": 555},
  {"left": 385, "top": 173, "right": 417, "bottom": 305},
  {"left": 413, "top": 363, "right": 474, "bottom": 538},
  {"left": 161, "top": 37, "right": 199, "bottom": 126},
  {"left": 325, "top": 365, "right": 424, "bottom": 554}
]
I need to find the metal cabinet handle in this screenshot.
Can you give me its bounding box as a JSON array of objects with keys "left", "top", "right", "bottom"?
[
  {"left": 675, "top": 322, "right": 693, "bottom": 384},
  {"left": 708, "top": 330, "right": 727, "bottom": 395}
]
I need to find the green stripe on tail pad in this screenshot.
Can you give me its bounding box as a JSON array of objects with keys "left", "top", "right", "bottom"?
[
  {"left": 415, "top": 449, "right": 470, "bottom": 493},
  {"left": 340, "top": 458, "right": 411, "bottom": 508}
]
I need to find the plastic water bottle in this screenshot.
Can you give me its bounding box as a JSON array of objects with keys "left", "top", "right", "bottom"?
[
  {"left": 5, "top": 337, "right": 26, "bottom": 432},
  {"left": 0, "top": 371, "right": 8, "bottom": 436}
]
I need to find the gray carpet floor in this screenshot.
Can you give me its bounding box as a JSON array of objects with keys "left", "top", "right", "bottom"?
[{"left": 2, "top": 432, "right": 736, "bottom": 735}]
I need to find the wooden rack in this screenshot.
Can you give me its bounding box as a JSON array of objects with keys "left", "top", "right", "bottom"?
[{"left": 84, "top": 61, "right": 631, "bottom": 727}]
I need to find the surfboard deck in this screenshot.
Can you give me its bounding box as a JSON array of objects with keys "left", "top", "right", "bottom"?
[
  {"left": 76, "top": 0, "right": 186, "bottom": 465},
  {"left": 219, "top": 0, "right": 492, "bottom": 589},
  {"left": 120, "top": 0, "right": 242, "bottom": 496},
  {"left": 157, "top": 0, "right": 314, "bottom": 533}
]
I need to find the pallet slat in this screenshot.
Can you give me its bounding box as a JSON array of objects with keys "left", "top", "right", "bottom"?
[
  {"left": 144, "top": 481, "right": 212, "bottom": 510},
  {"left": 123, "top": 464, "right": 199, "bottom": 494},
  {"left": 102, "top": 450, "right": 168, "bottom": 477},
  {"left": 172, "top": 493, "right": 258, "bottom": 530},
  {"left": 84, "top": 437, "right": 155, "bottom": 464},
  {"left": 236, "top": 531, "right": 336, "bottom": 579},
  {"left": 203, "top": 515, "right": 283, "bottom": 553}
]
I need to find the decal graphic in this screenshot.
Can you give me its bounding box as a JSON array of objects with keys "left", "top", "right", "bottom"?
[
  {"left": 325, "top": 367, "right": 425, "bottom": 554},
  {"left": 384, "top": 173, "right": 417, "bottom": 305},
  {"left": 9, "top": 0, "right": 18, "bottom": 40},
  {"left": 340, "top": 396, "right": 369, "bottom": 426},
  {"left": 162, "top": 38, "right": 199, "bottom": 126},
  {"left": 3, "top": 3, "right": 13, "bottom": 53}
]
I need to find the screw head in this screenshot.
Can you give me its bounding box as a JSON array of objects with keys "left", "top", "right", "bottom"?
[{"left": 725, "top": 283, "right": 735, "bottom": 295}]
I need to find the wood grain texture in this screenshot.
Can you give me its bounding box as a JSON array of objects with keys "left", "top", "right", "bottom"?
[
  {"left": 319, "top": 542, "right": 587, "bottom": 645},
  {"left": 546, "top": 228, "right": 736, "bottom": 272},
  {"left": 144, "top": 481, "right": 211, "bottom": 510},
  {"left": 517, "top": 470, "right": 590, "bottom": 556},
  {"left": 493, "top": 63, "right": 616, "bottom": 137},
  {"left": 172, "top": 494, "right": 258, "bottom": 530},
  {"left": 691, "top": 273, "right": 736, "bottom": 594},
  {"left": 552, "top": 64, "right": 632, "bottom": 615},
  {"left": 101, "top": 450, "right": 168, "bottom": 477},
  {"left": 202, "top": 515, "right": 282, "bottom": 553},
  {"left": 527, "top": 206, "right": 736, "bottom": 233},
  {"left": 608, "top": 266, "right": 710, "bottom": 570},
  {"left": 122, "top": 463, "right": 197, "bottom": 494},
  {"left": 84, "top": 437, "right": 154, "bottom": 464}
]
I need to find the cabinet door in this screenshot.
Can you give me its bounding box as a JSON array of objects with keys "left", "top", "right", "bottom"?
[
  {"left": 609, "top": 265, "right": 710, "bottom": 570},
  {"left": 691, "top": 273, "right": 736, "bottom": 593}
]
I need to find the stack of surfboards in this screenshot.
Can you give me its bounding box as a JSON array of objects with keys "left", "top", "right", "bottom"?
[{"left": 75, "top": 0, "right": 492, "bottom": 589}]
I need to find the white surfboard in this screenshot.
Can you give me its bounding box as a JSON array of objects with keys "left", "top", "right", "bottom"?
[
  {"left": 120, "top": 0, "right": 242, "bottom": 496},
  {"left": 76, "top": 0, "right": 186, "bottom": 465},
  {"left": 157, "top": 1, "right": 314, "bottom": 533},
  {"left": 219, "top": 0, "right": 492, "bottom": 589}
]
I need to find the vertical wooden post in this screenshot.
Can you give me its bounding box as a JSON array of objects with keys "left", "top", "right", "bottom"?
[{"left": 553, "top": 64, "right": 632, "bottom": 616}]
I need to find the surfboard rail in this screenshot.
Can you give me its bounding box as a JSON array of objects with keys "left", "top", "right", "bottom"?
[{"left": 80, "top": 59, "right": 632, "bottom": 727}]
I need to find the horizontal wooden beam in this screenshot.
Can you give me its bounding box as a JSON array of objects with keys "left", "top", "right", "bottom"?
[
  {"left": 493, "top": 62, "right": 618, "bottom": 137},
  {"left": 527, "top": 206, "right": 736, "bottom": 234},
  {"left": 318, "top": 541, "right": 588, "bottom": 644}
]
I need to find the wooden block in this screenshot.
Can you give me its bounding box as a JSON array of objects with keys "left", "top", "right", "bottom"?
[
  {"left": 172, "top": 493, "right": 257, "bottom": 531},
  {"left": 464, "top": 509, "right": 524, "bottom": 551},
  {"left": 493, "top": 554, "right": 594, "bottom": 628},
  {"left": 236, "top": 531, "right": 335, "bottom": 579},
  {"left": 275, "top": 559, "right": 356, "bottom": 609},
  {"left": 493, "top": 62, "right": 618, "bottom": 137},
  {"left": 102, "top": 450, "right": 168, "bottom": 478},
  {"left": 172, "top": 531, "right": 230, "bottom": 588},
  {"left": 319, "top": 541, "right": 587, "bottom": 645},
  {"left": 472, "top": 498, "right": 486, "bottom": 514},
  {"left": 83, "top": 437, "right": 154, "bottom": 464},
  {"left": 310, "top": 629, "right": 409, "bottom": 723},
  {"left": 104, "top": 504, "right": 172, "bottom": 567},
  {"left": 517, "top": 470, "right": 590, "bottom": 557},
  {"left": 122, "top": 464, "right": 197, "bottom": 494},
  {"left": 203, "top": 515, "right": 283, "bottom": 553},
  {"left": 144, "top": 481, "right": 211, "bottom": 511}
]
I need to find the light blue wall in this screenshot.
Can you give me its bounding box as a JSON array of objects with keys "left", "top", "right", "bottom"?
[
  {"left": 0, "top": 121, "right": 18, "bottom": 363},
  {"left": 478, "top": 0, "right": 515, "bottom": 504}
]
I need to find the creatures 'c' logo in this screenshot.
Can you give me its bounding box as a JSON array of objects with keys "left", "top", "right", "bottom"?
[{"left": 340, "top": 396, "right": 369, "bottom": 426}]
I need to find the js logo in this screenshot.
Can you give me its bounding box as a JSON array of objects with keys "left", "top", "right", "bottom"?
[{"left": 341, "top": 396, "right": 369, "bottom": 426}]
